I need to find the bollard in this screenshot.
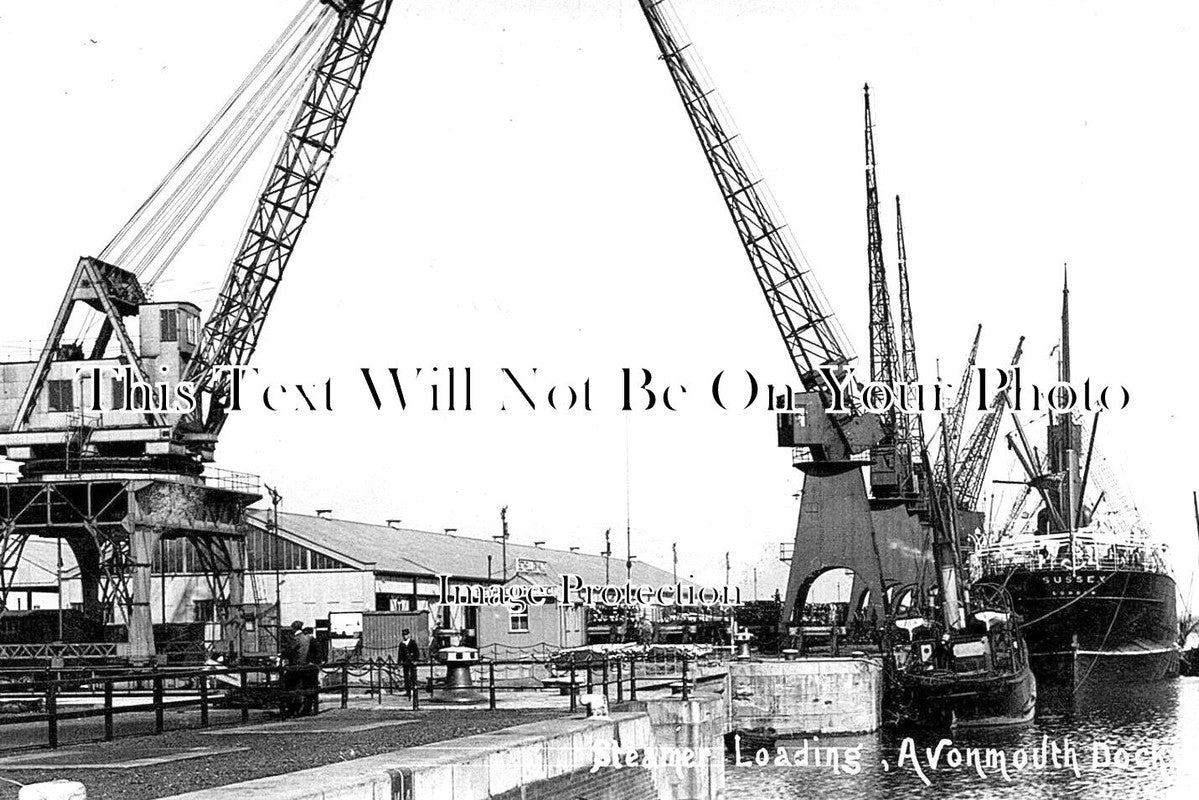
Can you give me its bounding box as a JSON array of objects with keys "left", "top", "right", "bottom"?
[
  {"left": 427, "top": 647, "right": 486, "bottom": 705},
  {"left": 103, "top": 680, "right": 115, "bottom": 741},
  {"left": 734, "top": 631, "right": 754, "bottom": 660},
  {"left": 411, "top": 676, "right": 420, "bottom": 711}
]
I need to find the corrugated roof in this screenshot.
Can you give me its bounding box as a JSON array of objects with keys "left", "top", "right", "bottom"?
[{"left": 248, "top": 510, "right": 680, "bottom": 588}]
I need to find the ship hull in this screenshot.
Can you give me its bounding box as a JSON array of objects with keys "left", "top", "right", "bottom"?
[{"left": 976, "top": 568, "right": 1178, "bottom": 689}]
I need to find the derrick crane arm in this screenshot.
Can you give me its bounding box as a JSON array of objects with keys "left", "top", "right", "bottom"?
[
  {"left": 636, "top": 0, "right": 858, "bottom": 423},
  {"left": 932, "top": 324, "right": 981, "bottom": 485},
  {"left": 895, "top": 197, "right": 924, "bottom": 457},
  {"left": 864, "top": 87, "right": 900, "bottom": 405},
  {"left": 954, "top": 336, "right": 1024, "bottom": 510},
  {"left": 183, "top": 0, "right": 393, "bottom": 443}
]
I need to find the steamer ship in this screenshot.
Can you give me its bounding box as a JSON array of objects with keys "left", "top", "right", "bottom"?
[{"left": 970, "top": 276, "right": 1178, "bottom": 688}]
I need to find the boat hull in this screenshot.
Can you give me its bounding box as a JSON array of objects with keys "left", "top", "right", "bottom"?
[
  {"left": 890, "top": 664, "right": 1037, "bottom": 729},
  {"left": 976, "top": 568, "right": 1179, "bottom": 688}
]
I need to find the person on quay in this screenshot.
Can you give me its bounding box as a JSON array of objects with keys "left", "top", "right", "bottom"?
[
  {"left": 399, "top": 628, "right": 420, "bottom": 698},
  {"left": 299, "top": 625, "right": 322, "bottom": 717},
  {"left": 282, "top": 620, "right": 311, "bottom": 718}
]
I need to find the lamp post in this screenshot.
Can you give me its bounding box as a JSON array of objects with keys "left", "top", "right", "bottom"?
[
  {"left": 265, "top": 484, "right": 283, "bottom": 645},
  {"left": 500, "top": 507, "right": 509, "bottom": 582},
  {"left": 604, "top": 529, "right": 611, "bottom": 583}
]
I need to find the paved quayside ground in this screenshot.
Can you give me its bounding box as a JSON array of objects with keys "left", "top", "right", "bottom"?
[{"left": 0, "top": 705, "right": 558, "bottom": 800}]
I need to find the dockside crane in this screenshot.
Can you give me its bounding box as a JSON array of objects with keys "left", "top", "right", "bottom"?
[
  {"left": 0, "top": 0, "right": 394, "bottom": 471},
  {"left": 636, "top": 0, "right": 896, "bottom": 629},
  {"left": 0, "top": 0, "right": 394, "bottom": 660}
]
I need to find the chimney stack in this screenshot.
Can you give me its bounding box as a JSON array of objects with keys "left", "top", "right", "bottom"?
[
  {"left": 386, "top": 519, "right": 403, "bottom": 530},
  {"left": 315, "top": 509, "right": 332, "bottom": 519}
]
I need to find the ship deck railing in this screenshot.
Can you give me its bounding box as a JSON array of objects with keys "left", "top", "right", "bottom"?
[{"left": 973, "top": 534, "right": 1167, "bottom": 575}]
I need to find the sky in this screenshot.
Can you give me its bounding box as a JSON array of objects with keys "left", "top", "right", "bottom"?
[{"left": 1, "top": 0, "right": 1198, "bottom": 609}]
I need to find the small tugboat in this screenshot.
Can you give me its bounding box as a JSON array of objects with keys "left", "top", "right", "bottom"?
[
  {"left": 885, "top": 421, "right": 1037, "bottom": 728},
  {"left": 887, "top": 585, "right": 1037, "bottom": 728}
]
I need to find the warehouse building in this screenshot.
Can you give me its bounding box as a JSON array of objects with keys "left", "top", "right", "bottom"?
[{"left": 6, "top": 511, "right": 684, "bottom": 655}]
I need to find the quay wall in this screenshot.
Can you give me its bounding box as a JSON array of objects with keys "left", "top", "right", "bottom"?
[
  {"left": 162, "top": 710, "right": 710, "bottom": 800},
  {"left": 727, "top": 656, "right": 883, "bottom": 735}
]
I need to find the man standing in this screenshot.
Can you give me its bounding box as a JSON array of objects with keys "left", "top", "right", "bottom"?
[
  {"left": 399, "top": 629, "right": 420, "bottom": 698},
  {"left": 282, "top": 620, "right": 310, "bottom": 718},
  {"left": 299, "top": 625, "right": 322, "bottom": 717}
]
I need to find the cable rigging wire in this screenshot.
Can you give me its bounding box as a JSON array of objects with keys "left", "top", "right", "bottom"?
[{"left": 72, "top": 0, "right": 336, "bottom": 349}]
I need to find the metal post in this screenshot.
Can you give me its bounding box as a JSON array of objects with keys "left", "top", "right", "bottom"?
[
  {"left": 681, "top": 656, "right": 690, "bottom": 700},
  {"left": 586, "top": 661, "right": 594, "bottom": 694},
  {"left": 153, "top": 670, "right": 164, "bottom": 734},
  {"left": 240, "top": 670, "right": 250, "bottom": 722},
  {"left": 629, "top": 659, "right": 637, "bottom": 701},
  {"left": 199, "top": 678, "right": 209, "bottom": 728},
  {"left": 616, "top": 659, "right": 623, "bottom": 703},
  {"left": 602, "top": 658, "right": 609, "bottom": 700},
  {"left": 569, "top": 665, "right": 577, "bottom": 712},
  {"left": 103, "top": 679, "right": 114, "bottom": 741},
  {"left": 411, "top": 676, "right": 420, "bottom": 711},
  {"left": 488, "top": 663, "right": 497, "bottom": 710},
  {"left": 47, "top": 682, "right": 58, "bottom": 749},
  {"left": 340, "top": 662, "right": 349, "bottom": 709}
]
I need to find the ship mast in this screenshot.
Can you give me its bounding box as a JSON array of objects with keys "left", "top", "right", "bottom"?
[
  {"left": 1051, "top": 267, "right": 1083, "bottom": 538},
  {"left": 930, "top": 369, "right": 966, "bottom": 630}
]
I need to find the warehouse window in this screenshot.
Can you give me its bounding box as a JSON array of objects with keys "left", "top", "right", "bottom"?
[
  {"left": 111, "top": 378, "right": 125, "bottom": 410},
  {"left": 245, "top": 527, "right": 349, "bottom": 572},
  {"left": 48, "top": 380, "right": 74, "bottom": 412},
  {"left": 509, "top": 609, "right": 529, "bottom": 634},
  {"left": 160, "top": 309, "right": 178, "bottom": 342}
]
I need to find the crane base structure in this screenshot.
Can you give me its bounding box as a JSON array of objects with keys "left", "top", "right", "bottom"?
[
  {"left": 776, "top": 395, "right": 935, "bottom": 631},
  {"left": 0, "top": 472, "right": 257, "bottom": 664}
]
